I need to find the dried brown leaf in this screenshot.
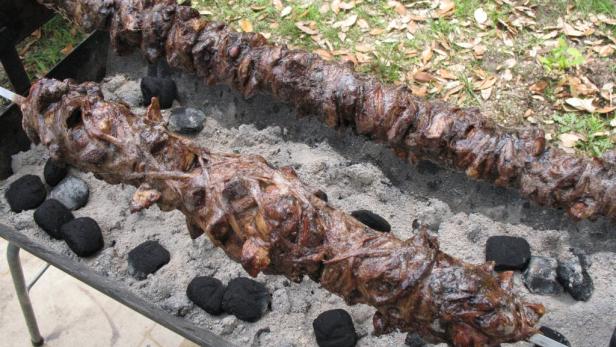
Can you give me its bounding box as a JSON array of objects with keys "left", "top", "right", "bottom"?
[
  {"left": 437, "top": 69, "right": 456, "bottom": 80},
  {"left": 597, "top": 14, "right": 616, "bottom": 26},
  {"left": 568, "top": 76, "right": 597, "bottom": 97},
  {"left": 355, "top": 43, "right": 372, "bottom": 53},
  {"left": 421, "top": 47, "right": 433, "bottom": 65},
  {"left": 60, "top": 43, "right": 73, "bottom": 55},
  {"left": 436, "top": 0, "right": 455, "bottom": 18},
  {"left": 596, "top": 106, "right": 616, "bottom": 114},
  {"left": 411, "top": 84, "right": 428, "bottom": 97},
  {"left": 333, "top": 14, "right": 358, "bottom": 29},
  {"left": 387, "top": 1, "right": 407, "bottom": 15},
  {"left": 593, "top": 45, "right": 615, "bottom": 57},
  {"left": 314, "top": 49, "right": 333, "bottom": 60},
  {"left": 414, "top": 71, "right": 435, "bottom": 83},
  {"left": 473, "top": 45, "right": 487, "bottom": 57},
  {"left": 529, "top": 80, "right": 548, "bottom": 94},
  {"left": 341, "top": 54, "right": 358, "bottom": 65},
  {"left": 358, "top": 19, "right": 370, "bottom": 31},
  {"left": 481, "top": 87, "right": 493, "bottom": 100},
  {"left": 295, "top": 22, "right": 318, "bottom": 35},
  {"left": 356, "top": 52, "right": 372, "bottom": 63},
  {"left": 273, "top": 0, "right": 283, "bottom": 10},
  {"left": 280, "top": 6, "right": 292, "bottom": 18},
  {"left": 565, "top": 97, "right": 596, "bottom": 113},
  {"left": 475, "top": 77, "right": 497, "bottom": 90},
  {"left": 559, "top": 133, "right": 581, "bottom": 148},
  {"left": 600, "top": 83, "right": 614, "bottom": 101},
  {"left": 501, "top": 69, "right": 513, "bottom": 81},
  {"left": 563, "top": 22, "right": 584, "bottom": 37},
  {"left": 239, "top": 18, "right": 253, "bottom": 32},
  {"left": 339, "top": 1, "right": 356, "bottom": 11},
  {"left": 474, "top": 8, "right": 488, "bottom": 25}
]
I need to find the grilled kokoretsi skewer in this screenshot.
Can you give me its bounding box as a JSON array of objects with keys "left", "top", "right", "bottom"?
[
  {"left": 20, "top": 78, "right": 544, "bottom": 346},
  {"left": 37, "top": 0, "right": 616, "bottom": 222}
]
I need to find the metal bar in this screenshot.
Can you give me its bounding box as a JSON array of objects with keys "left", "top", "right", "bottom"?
[
  {"left": 0, "top": 223, "right": 237, "bottom": 347},
  {"left": 0, "top": 85, "right": 23, "bottom": 104},
  {"left": 529, "top": 333, "right": 568, "bottom": 347},
  {"left": 45, "top": 30, "right": 109, "bottom": 83},
  {"left": 27, "top": 264, "right": 51, "bottom": 292},
  {"left": 0, "top": 45, "right": 30, "bottom": 95},
  {"left": 0, "top": 0, "right": 53, "bottom": 44},
  {"left": 6, "top": 243, "right": 45, "bottom": 347}
]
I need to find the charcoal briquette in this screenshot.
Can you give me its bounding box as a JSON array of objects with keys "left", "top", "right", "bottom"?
[
  {"left": 127, "top": 240, "right": 170, "bottom": 280},
  {"left": 485, "top": 236, "right": 531, "bottom": 271},
  {"left": 313, "top": 309, "right": 357, "bottom": 347},
  {"left": 60, "top": 217, "right": 104, "bottom": 257},
  {"left": 186, "top": 276, "right": 225, "bottom": 315},
  {"left": 34, "top": 199, "right": 74, "bottom": 239},
  {"left": 43, "top": 158, "right": 68, "bottom": 186},
  {"left": 5, "top": 175, "right": 46, "bottom": 212},
  {"left": 141, "top": 76, "right": 177, "bottom": 109},
  {"left": 222, "top": 277, "right": 270, "bottom": 322}
]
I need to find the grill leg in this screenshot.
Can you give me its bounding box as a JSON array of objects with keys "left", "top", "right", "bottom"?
[{"left": 7, "top": 243, "right": 44, "bottom": 346}]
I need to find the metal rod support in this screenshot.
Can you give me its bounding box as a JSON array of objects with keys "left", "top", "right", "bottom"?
[
  {"left": 7, "top": 243, "right": 44, "bottom": 346},
  {"left": 27, "top": 264, "right": 51, "bottom": 292}
]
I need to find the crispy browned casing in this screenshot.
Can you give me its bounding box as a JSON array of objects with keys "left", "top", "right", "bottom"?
[
  {"left": 37, "top": 0, "right": 616, "bottom": 221},
  {"left": 20, "top": 78, "right": 543, "bottom": 346}
]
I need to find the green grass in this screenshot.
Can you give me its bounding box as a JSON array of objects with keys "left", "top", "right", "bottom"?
[
  {"left": 454, "top": 0, "right": 512, "bottom": 26},
  {"left": 572, "top": 0, "right": 616, "bottom": 14},
  {"left": 544, "top": 81, "right": 557, "bottom": 103},
  {"left": 458, "top": 73, "right": 481, "bottom": 106},
  {"left": 454, "top": 0, "right": 483, "bottom": 18},
  {"left": 21, "top": 16, "right": 83, "bottom": 79},
  {"left": 549, "top": 0, "right": 616, "bottom": 15},
  {"left": 553, "top": 113, "right": 614, "bottom": 156},
  {"left": 539, "top": 37, "right": 585, "bottom": 71},
  {"left": 429, "top": 18, "right": 455, "bottom": 37},
  {"left": 359, "top": 42, "right": 404, "bottom": 82}
]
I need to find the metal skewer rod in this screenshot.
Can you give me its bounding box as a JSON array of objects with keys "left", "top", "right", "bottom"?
[
  {"left": 529, "top": 333, "right": 568, "bottom": 347},
  {"left": 0, "top": 85, "right": 25, "bottom": 106}
]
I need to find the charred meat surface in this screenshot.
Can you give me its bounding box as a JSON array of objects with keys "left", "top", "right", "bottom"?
[
  {"left": 38, "top": 0, "right": 616, "bottom": 221},
  {"left": 21, "top": 78, "right": 543, "bottom": 346}
]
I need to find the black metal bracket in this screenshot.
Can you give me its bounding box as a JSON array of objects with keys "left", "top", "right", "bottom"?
[
  {"left": 0, "top": 0, "right": 54, "bottom": 95},
  {"left": 0, "top": 35, "right": 31, "bottom": 95}
]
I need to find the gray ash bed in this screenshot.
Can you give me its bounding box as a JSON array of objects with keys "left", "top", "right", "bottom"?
[{"left": 1, "top": 50, "right": 615, "bottom": 347}]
